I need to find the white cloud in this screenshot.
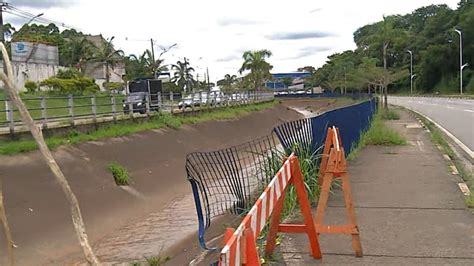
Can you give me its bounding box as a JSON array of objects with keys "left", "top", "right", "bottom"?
[{"left": 5, "top": 0, "right": 459, "bottom": 81}]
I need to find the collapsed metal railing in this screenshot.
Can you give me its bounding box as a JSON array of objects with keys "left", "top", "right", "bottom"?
[{"left": 186, "top": 97, "right": 377, "bottom": 250}]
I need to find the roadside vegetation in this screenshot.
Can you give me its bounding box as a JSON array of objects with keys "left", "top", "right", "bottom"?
[
  {"left": 107, "top": 162, "right": 130, "bottom": 186},
  {"left": 381, "top": 109, "right": 401, "bottom": 120},
  {"left": 307, "top": 2, "right": 473, "bottom": 98},
  {"left": 348, "top": 110, "right": 406, "bottom": 160},
  {"left": 0, "top": 101, "right": 276, "bottom": 155}
]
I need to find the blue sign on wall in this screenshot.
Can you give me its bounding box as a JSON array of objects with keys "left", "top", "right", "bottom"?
[{"left": 14, "top": 42, "right": 27, "bottom": 54}]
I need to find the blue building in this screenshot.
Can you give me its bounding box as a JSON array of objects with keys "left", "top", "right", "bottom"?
[{"left": 265, "top": 72, "right": 312, "bottom": 90}]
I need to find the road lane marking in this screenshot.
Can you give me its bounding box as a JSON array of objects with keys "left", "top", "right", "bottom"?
[
  {"left": 395, "top": 107, "right": 474, "bottom": 162},
  {"left": 464, "top": 109, "right": 474, "bottom": 113}
]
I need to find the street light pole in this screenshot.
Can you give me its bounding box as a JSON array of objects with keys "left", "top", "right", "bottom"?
[
  {"left": 454, "top": 29, "right": 463, "bottom": 95},
  {"left": 26, "top": 13, "right": 44, "bottom": 25},
  {"left": 407, "top": 50, "right": 413, "bottom": 95}
]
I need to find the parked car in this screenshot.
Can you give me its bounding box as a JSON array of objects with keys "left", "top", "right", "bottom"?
[{"left": 178, "top": 94, "right": 201, "bottom": 109}]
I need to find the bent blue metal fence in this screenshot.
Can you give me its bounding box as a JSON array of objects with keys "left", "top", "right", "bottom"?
[
  {"left": 186, "top": 135, "right": 281, "bottom": 250},
  {"left": 274, "top": 98, "right": 377, "bottom": 155},
  {"left": 186, "top": 98, "right": 377, "bottom": 250}
]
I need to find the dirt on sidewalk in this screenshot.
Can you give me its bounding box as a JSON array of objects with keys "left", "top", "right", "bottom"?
[{"left": 276, "top": 107, "right": 474, "bottom": 265}]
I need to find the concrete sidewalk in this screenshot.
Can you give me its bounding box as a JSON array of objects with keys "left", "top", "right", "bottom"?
[{"left": 277, "top": 108, "right": 474, "bottom": 265}]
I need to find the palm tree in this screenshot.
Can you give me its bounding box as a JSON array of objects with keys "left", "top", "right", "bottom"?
[
  {"left": 62, "top": 36, "right": 93, "bottom": 72},
  {"left": 217, "top": 74, "right": 237, "bottom": 91},
  {"left": 89, "top": 36, "right": 124, "bottom": 84},
  {"left": 171, "top": 58, "right": 195, "bottom": 93},
  {"left": 239, "top": 49, "right": 273, "bottom": 90},
  {"left": 142, "top": 49, "right": 168, "bottom": 77}
]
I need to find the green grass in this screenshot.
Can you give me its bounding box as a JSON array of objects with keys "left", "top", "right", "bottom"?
[
  {"left": 347, "top": 111, "right": 406, "bottom": 160},
  {"left": 107, "top": 162, "right": 130, "bottom": 186},
  {"left": 381, "top": 109, "right": 401, "bottom": 120},
  {"left": 0, "top": 91, "right": 125, "bottom": 124},
  {"left": 0, "top": 101, "right": 277, "bottom": 155},
  {"left": 144, "top": 256, "right": 170, "bottom": 266}
]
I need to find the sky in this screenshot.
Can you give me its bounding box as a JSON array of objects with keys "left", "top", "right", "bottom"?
[{"left": 4, "top": 0, "right": 460, "bottom": 83}]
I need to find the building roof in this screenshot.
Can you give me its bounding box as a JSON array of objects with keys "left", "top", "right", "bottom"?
[{"left": 271, "top": 72, "right": 311, "bottom": 79}]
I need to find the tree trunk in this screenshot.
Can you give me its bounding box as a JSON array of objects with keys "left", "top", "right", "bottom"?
[
  {"left": 105, "top": 63, "right": 110, "bottom": 84},
  {"left": 0, "top": 43, "right": 100, "bottom": 265},
  {"left": 0, "top": 176, "right": 14, "bottom": 266},
  {"left": 383, "top": 43, "right": 388, "bottom": 109}
]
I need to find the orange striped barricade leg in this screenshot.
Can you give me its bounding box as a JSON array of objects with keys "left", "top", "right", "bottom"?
[
  {"left": 219, "top": 153, "right": 322, "bottom": 266},
  {"left": 314, "top": 126, "right": 363, "bottom": 257}
]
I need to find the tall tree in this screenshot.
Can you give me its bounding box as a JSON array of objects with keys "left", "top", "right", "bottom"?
[
  {"left": 171, "top": 58, "right": 195, "bottom": 93},
  {"left": 60, "top": 36, "right": 93, "bottom": 71},
  {"left": 217, "top": 74, "right": 237, "bottom": 91},
  {"left": 88, "top": 36, "right": 124, "bottom": 84},
  {"left": 358, "top": 16, "right": 408, "bottom": 108},
  {"left": 239, "top": 49, "right": 273, "bottom": 90}
]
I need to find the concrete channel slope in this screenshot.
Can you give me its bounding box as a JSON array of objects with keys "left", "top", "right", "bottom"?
[
  {"left": 278, "top": 108, "right": 474, "bottom": 265},
  {"left": 389, "top": 96, "right": 474, "bottom": 159}
]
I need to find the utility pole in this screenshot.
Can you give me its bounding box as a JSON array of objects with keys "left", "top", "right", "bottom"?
[
  {"left": 454, "top": 29, "right": 464, "bottom": 95},
  {"left": 206, "top": 67, "right": 210, "bottom": 90},
  {"left": 407, "top": 50, "right": 413, "bottom": 95},
  {"left": 150, "top": 38, "right": 156, "bottom": 77},
  {"left": 0, "top": 0, "right": 5, "bottom": 43}
]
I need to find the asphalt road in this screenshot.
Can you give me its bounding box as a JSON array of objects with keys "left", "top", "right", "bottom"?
[{"left": 389, "top": 96, "right": 474, "bottom": 155}]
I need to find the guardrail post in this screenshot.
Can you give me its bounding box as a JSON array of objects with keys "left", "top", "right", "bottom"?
[
  {"left": 111, "top": 95, "right": 117, "bottom": 122},
  {"left": 40, "top": 96, "right": 47, "bottom": 129},
  {"left": 199, "top": 91, "right": 203, "bottom": 111},
  {"left": 145, "top": 94, "right": 151, "bottom": 116},
  {"left": 68, "top": 94, "right": 74, "bottom": 126},
  {"left": 170, "top": 92, "right": 174, "bottom": 114},
  {"left": 6, "top": 98, "right": 14, "bottom": 135},
  {"left": 91, "top": 95, "right": 97, "bottom": 124},
  {"left": 158, "top": 92, "right": 162, "bottom": 112},
  {"left": 128, "top": 99, "right": 134, "bottom": 119},
  {"left": 191, "top": 92, "right": 195, "bottom": 112}
]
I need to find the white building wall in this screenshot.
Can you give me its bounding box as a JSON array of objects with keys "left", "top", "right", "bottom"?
[{"left": 0, "top": 62, "right": 66, "bottom": 91}]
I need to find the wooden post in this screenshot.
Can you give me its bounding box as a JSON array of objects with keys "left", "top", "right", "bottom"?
[
  {"left": 40, "top": 96, "right": 47, "bottom": 129},
  {"left": 170, "top": 92, "right": 174, "bottom": 114},
  {"left": 68, "top": 94, "right": 74, "bottom": 127}
]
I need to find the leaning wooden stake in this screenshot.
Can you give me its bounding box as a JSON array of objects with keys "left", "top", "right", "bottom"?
[
  {"left": 0, "top": 176, "right": 14, "bottom": 266},
  {"left": 0, "top": 43, "right": 100, "bottom": 265}
]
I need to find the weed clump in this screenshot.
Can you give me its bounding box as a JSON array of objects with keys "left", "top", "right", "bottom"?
[{"left": 107, "top": 162, "right": 130, "bottom": 186}]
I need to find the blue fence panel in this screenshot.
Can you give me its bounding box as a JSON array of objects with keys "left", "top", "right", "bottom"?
[{"left": 274, "top": 98, "right": 377, "bottom": 155}]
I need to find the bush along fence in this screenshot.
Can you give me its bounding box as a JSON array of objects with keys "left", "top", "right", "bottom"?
[
  {"left": 0, "top": 91, "right": 274, "bottom": 135},
  {"left": 186, "top": 98, "right": 377, "bottom": 263}
]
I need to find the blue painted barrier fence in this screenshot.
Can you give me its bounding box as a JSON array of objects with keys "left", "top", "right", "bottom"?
[{"left": 274, "top": 98, "right": 377, "bottom": 155}]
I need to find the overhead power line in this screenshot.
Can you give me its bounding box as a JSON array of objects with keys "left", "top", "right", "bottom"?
[{"left": 5, "top": 4, "right": 78, "bottom": 30}]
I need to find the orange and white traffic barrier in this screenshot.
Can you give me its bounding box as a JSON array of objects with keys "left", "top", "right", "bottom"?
[
  {"left": 219, "top": 153, "right": 322, "bottom": 266},
  {"left": 315, "top": 126, "right": 363, "bottom": 257}
]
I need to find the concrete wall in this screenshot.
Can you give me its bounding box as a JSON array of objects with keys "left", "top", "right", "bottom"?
[
  {"left": 0, "top": 62, "right": 66, "bottom": 91},
  {"left": 11, "top": 42, "right": 59, "bottom": 65}
]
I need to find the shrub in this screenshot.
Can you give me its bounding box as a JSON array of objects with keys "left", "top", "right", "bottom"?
[
  {"left": 40, "top": 74, "right": 99, "bottom": 95},
  {"left": 103, "top": 81, "right": 125, "bottom": 91},
  {"left": 56, "top": 68, "right": 82, "bottom": 79},
  {"left": 107, "top": 162, "right": 130, "bottom": 186},
  {"left": 24, "top": 80, "right": 38, "bottom": 93},
  {"left": 381, "top": 109, "right": 400, "bottom": 120}
]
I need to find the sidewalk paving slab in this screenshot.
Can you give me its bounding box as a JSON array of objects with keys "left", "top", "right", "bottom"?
[{"left": 275, "top": 108, "right": 474, "bottom": 265}]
